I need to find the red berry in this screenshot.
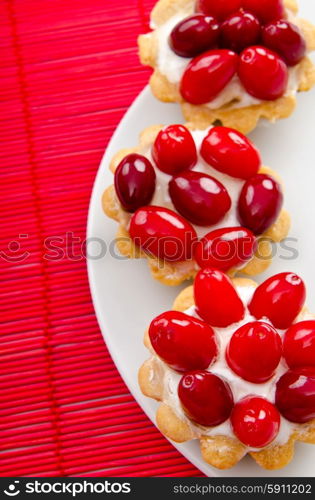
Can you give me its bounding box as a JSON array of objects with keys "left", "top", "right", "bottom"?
[
  {"left": 180, "top": 50, "right": 238, "bottom": 105},
  {"left": 220, "top": 10, "right": 261, "bottom": 53},
  {"left": 196, "top": 0, "right": 242, "bottom": 22},
  {"left": 237, "top": 173, "right": 283, "bottom": 234},
  {"left": 226, "top": 321, "right": 282, "bottom": 383},
  {"left": 194, "top": 268, "right": 245, "bottom": 327},
  {"left": 169, "top": 171, "right": 231, "bottom": 226},
  {"left": 129, "top": 206, "right": 197, "bottom": 262},
  {"left": 114, "top": 154, "right": 156, "bottom": 212},
  {"left": 169, "top": 14, "right": 219, "bottom": 58},
  {"left": 242, "top": 0, "right": 284, "bottom": 24},
  {"left": 238, "top": 46, "right": 288, "bottom": 100},
  {"left": 201, "top": 126, "right": 261, "bottom": 180},
  {"left": 194, "top": 227, "right": 257, "bottom": 272},
  {"left": 178, "top": 371, "right": 234, "bottom": 426},
  {"left": 152, "top": 125, "right": 197, "bottom": 175},
  {"left": 149, "top": 311, "right": 218, "bottom": 372},
  {"left": 249, "top": 273, "right": 306, "bottom": 329},
  {"left": 275, "top": 368, "right": 315, "bottom": 423},
  {"left": 231, "top": 397, "right": 280, "bottom": 448},
  {"left": 262, "top": 20, "right": 306, "bottom": 67},
  {"left": 283, "top": 321, "right": 315, "bottom": 369}
]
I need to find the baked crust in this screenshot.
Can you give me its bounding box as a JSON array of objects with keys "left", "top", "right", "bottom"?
[
  {"left": 138, "top": 0, "right": 315, "bottom": 133},
  {"left": 139, "top": 278, "right": 315, "bottom": 470},
  {"left": 102, "top": 125, "right": 291, "bottom": 286}
]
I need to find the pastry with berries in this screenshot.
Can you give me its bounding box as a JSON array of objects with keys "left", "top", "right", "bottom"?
[
  {"left": 102, "top": 124, "right": 290, "bottom": 285},
  {"left": 139, "top": 0, "right": 315, "bottom": 133},
  {"left": 139, "top": 270, "right": 315, "bottom": 469}
]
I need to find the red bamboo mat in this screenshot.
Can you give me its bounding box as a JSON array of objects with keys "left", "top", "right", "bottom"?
[{"left": 0, "top": 0, "right": 204, "bottom": 477}]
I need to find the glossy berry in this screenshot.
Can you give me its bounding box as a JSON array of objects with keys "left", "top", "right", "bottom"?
[
  {"left": 249, "top": 272, "right": 306, "bottom": 329},
  {"left": 149, "top": 311, "right": 218, "bottom": 372},
  {"left": 238, "top": 46, "right": 288, "bottom": 101},
  {"left": 180, "top": 50, "right": 238, "bottom": 105},
  {"left": 152, "top": 125, "right": 197, "bottom": 175},
  {"left": 178, "top": 371, "right": 234, "bottom": 426},
  {"left": 129, "top": 206, "right": 197, "bottom": 262},
  {"left": 194, "top": 227, "right": 257, "bottom": 272},
  {"left": 169, "top": 14, "right": 219, "bottom": 58},
  {"left": 201, "top": 126, "right": 261, "bottom": 180},
  {"left": 220, "top": 10, "right": 261, "bottom": 53},
  {"left": 169, "top": 171, "right": 231, "bottom": 226},
  {"left": 231, "top": 397, "right": 280, "bottom": 448},
  {"left": 237, "top": 174, "right": 283, "bottom": 234},
  {"left": 283, "top": 321, "right": 315, "bottom": 369},
  {"left": 275, "top": 368, "right": 315, "bottom": 423},
  {"left": 194, "top": 268, "right": 245, "bottom": 327},
  {"left": 196, "top": 0, "right": 242, "bottom": 22},
  {"left": 262, "top": 20, "right": 306, "bottom": 67},
  {"left": 242, "top": 0, "right": 284, "bottom": 25},
  {"left": 226, "top": 321, "right": 282, "bottom": 383},
  {"left": 114, "top": 154, "right": 156, "bottom": 212}
]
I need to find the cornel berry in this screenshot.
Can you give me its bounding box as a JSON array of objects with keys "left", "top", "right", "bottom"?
[
  {"left": 169, "top": 14, "right": 219, "bottom": 58},
  {"left": 114, "top": 154, "right": 156, "bottom": 212},
  {"left": 180, "top": 50, "right": 238, "bottom": 104},
  {"left": 149, "top": 311, "right": 218, "bottom": 372},
  {"left": 169, "top": 171, "right": 231, "bottom": 226}
]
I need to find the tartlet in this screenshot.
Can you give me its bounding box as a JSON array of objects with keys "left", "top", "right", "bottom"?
[
  {"left": 139, "top": 270, "right": 315, "bottom": 470},
  {"left": 102, "top": 123, "right": 290, "bottom": 285},
  {"left": 138, "top": 0, "right": 315, "bottom": 133}
]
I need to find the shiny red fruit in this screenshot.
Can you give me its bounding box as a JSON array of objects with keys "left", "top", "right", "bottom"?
[
  {"left": 169, "top": 171, "right": 231, "bottom": 226},
  {"left": 201, "top": 126, "right": 261, "bottom": 180},
  {"left": 238, "top": 46, "right": 288, "bottom": 100},
  {"left": 180, "top": 50, "right": 238, "bottom": 105},
  {"left": 249, "top": 273, "right": 306, "bottom": 329},
  {"left": 149, "top": 311, "right": 218, "bottom": 372},
  {"left": 231, "top": 397, "right": 280, "bottom": 448},
  {"left": 242, "top": 0, "right": 284, "bottom": 24},
  {"left": 237, "top": 174, "right": 283, "bottom": 234},
  {"left": 194, "top": 227, "right": 257, "bottom": 272},
  {"left": 178, "top": 371, "right": 234, "bottom": 426},
  {"left": 196, "top": 0, "right": 242, "bottom": 22},
  {"left": 283, "top": 321, "right": 315, "bottom": 369},
  {"left": 169, "top": 14, "right": 219, "bottom": 58},
  {"left": 262, "top": 20, "right": 306, "bottom": 67},
  {"left": 114, "top": 154, "right": 156, "bottom": 212},
  {"left": 152, "top": 125, "right": 197, "bottom": 175},
  {"left": 194, "top": 268, "right": 245, "bottom": 327},
  {"left": 275, "top": 368, "right": 315, "bottom": 423},
  {"left": 129, "top": 206, "right": 197, "bottom": 262},
  {"left": 220, "top": 10, "right": 261, "bottom": 53},
  {"left": 226, "top": 321, "right": 282, "bottom": 383}
]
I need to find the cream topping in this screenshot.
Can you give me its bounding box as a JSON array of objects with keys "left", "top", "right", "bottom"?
[
  {"left": 150, "top": 284, "right": 313, "bottom": 451},
  {"left": 152, "top": 8, "right": 303, "bottom": 109}
]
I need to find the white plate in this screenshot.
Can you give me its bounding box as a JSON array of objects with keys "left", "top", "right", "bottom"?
[{"left": 87, "top": 10, "right": 315, "bottom": 477}]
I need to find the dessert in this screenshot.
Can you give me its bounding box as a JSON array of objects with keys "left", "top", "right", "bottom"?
[
  {"left": 139, "top": 0, "right": 315, "bottom": 133},
  {"left": 102, "top": 124, "right": 290, "bottom": 285},
  {"left": 139, "top": 270, "right": 315, "bottom": 469}
]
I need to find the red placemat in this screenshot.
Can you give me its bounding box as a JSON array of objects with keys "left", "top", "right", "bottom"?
[{"left": 0, "top": 0, "right": 204, "bottom": 477}]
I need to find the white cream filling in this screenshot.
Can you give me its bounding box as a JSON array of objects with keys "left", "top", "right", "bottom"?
[
  {"left": 152, "top": 8, "right": 303, "bottom": 109},
  {"left": 126, "top": 128, "right": 245, "bottom": 240},
  {"left": 151, "top": 284, "right": 314, "bottom": 452}
]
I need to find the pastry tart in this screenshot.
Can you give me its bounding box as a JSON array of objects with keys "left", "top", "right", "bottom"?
[
  {"left": 139, "top": 270, "right": 315, "bottom": 469},
  {"left": 138, "top": 0, "right": 315, "bottom": 133},
  {"left": 102, "top": 123, "right": 290, "bottom": 285}
]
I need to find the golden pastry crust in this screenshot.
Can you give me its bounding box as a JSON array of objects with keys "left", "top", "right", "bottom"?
[
  {"left": 138, "top": 0, "right": 315, "bottom": 133},
  {"left": 139, "top": 278, "right": 315, "bottom": 470},
  {"left": 102, "top": 125, "right": 291, "bottom": 286}
]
